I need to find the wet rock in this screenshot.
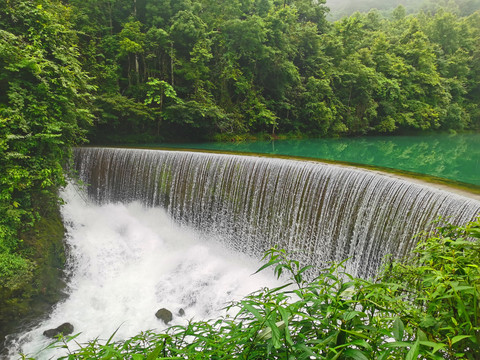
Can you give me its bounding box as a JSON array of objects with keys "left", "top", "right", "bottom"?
[
  {"left": 155, "top": 308, "right": 173, "bottom": 324},
  {"left": 43, "top": 323, "right": 74, "bottom": 338},
  {"left": 178, "top": 308, "right": 185, "bottom": 317}
]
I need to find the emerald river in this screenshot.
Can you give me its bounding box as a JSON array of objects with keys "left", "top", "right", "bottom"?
[{"left": 153, "top": 133, "right": 480, "bottom": 187}]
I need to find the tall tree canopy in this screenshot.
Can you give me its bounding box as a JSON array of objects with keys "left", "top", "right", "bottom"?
[{"left": 62, "top": 0, "right": 480, "bottom": 142}]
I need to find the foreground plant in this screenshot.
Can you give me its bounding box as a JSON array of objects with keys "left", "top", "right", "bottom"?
[
  {"left": 28, "top": 218, "right": 480, "bottom": 359},
  {"left": 379, "top": 218, "right": 480, "bottom": 359}
]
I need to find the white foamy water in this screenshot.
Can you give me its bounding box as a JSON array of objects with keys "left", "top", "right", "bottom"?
[{"left": 6, "top": 184, "right": 280, "bottom": 359}]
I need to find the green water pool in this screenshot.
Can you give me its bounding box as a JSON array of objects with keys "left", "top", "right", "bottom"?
[{"left": 146, "top": 133, "right": 480, "bottom": 187}]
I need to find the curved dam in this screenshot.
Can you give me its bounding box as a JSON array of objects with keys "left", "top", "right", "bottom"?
[{"left": 74, "top": 147, "right": 480, "bottom": 278}]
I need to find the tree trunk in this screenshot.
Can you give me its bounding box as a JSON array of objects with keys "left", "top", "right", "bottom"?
[
  {"left": 157, "top": 92, "right": 163, "bottom": 137},
  {"left": 142, "top": 54, "right": 146, "bottom": 81},
  {"left": 170, "top": 42, "right": 175, "bottom": 86},
  {"left": 128, "top": 55, "right": 132, "bottom": 86},
  {"left": 108, "top": 0, "right": 113, "bottom": 34},
  {"left": 135, "top": 54, "right": 140, "bottom": 85}
]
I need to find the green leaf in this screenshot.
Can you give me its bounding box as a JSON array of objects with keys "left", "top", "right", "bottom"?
[
  {"left": 451, "top": 285, "right": 474, "bottom": 292},
  {"left": 350, "top": 339, "right": 372, "bottom": 351},
  {"left": 417, "top": 329, "right": 427, "bottom": 342},
  {"left": 267, "top": 283, "right": 293, "bottom": 295},
  {"left": 105, "top": 326, "right": 121, "bottom": 346},
  {"left": 293, "top": 343, "right": 316, "bottom": 358},
  {"left": 381, "top": 341, "right": 412, "bottom": 349},
  {"left": 254, "top": 259, "right": 281, "bottom": 275},
  {"left": 146, "top": 345, "right": 163, "bottom": 360},
  {"left": 419, "top": 341, "right": 446, "bottom": 354},
  {"left": 265, "top": 319, "right": 282, "bottom": 349},
  {"left": 328, "top": 349, "right": 344, "bottom": 360},
  {"left": 419, "top": 315, "right": 437, "bottom": 328},
  {"left": 392, "top": 317, "right": 404, "bottom": 341},
  {"left": 256, "top": 326, "right": 273, "bottom": 342},
  {"left": 377, "top": 350, "right": 390, "bottom": 360},
  {"left": 467, "top": 228, "right": 480, "bottom": 239},
  {"left": 338, "top": 328, "right": 371, "bottom": 340},
  {"left": 278, "top": 307, "right": 293, "bottom": 346},
  {"left": 406, "top": 340, "right": 420, "bottom": 360},
  {"left": 343, "top": 311, "right": 364, "bottom": 321},
  {"left": 343, "top": 348, "right": 369, "bottom": 360},
  {"left": 451, "top": 335, "right": 473, "bottom": 344},
  {"left": 241, "top": 302, "right": 263, "bottom": 321},
  {"left": 298, "top": 265, "right": 313, "bottom": 275}
]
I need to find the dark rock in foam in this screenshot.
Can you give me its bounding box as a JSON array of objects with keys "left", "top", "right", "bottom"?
[
  {"left": 43, "top": 322, "right": 74, "bottom": 338},
  {"left": 155, "top": 308, "right": 173, "bottom": 324}
]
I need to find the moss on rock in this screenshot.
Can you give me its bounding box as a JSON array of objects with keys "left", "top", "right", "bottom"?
[{"left": 0, "top": 192, "right": 67, "bottom": 347}]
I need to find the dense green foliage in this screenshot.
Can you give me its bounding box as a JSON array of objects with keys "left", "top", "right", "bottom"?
[
  {"left": 64, "top": 0, "right": 480, "bottom": 142},
  {"left": 36, "top": 218, "right": 480, "bottom": 359},
  {"left": 0, "top": 0, "right": 91, "bottom": 321}
]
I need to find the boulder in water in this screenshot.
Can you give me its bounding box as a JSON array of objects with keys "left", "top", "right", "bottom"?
[
  {"left": 43, "top": 323, "right": 74, "bottom": 338},
  {"left": 155, "top": 308, "right": 173, "bottom": 324},
  {"left": 178, "top": 308, "right": 185, "bottom": 317}
]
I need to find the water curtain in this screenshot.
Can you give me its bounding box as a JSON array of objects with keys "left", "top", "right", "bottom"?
[{"left": 74, "top": 147, "right": 480, "bottom": 277}]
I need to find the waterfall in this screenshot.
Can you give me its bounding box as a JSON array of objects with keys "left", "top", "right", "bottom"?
[
  {"left": 74, "top": 147, "right": 480, "bottom": 278},
  {"left": 6, "top": 183, "right": 280, "bottom": 359}
]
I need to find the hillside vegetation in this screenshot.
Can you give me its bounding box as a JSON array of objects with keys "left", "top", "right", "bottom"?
[
  {"left": 63, "top": 0, "right": 480, "bottom": 142},
  {"left": 0, "top": 0, "right": 91, "bottom": 334}
]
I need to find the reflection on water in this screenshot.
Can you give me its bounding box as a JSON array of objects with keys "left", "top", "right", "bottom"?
[{"left": 158, "top": 133, "right": 480, "bottom": 186}]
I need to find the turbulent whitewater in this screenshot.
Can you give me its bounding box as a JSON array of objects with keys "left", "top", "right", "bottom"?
[
  {"left": 74, "top": 147, "right": 480, "bottom": 277},
  {"left": 6, "top": 184, "right": 279, "bottom": 359}
]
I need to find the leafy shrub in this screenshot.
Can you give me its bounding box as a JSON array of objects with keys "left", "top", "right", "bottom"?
[
  {"left": 0, "top": 253, "right": 34, "bottom": 291},
  {"left": 379, "top": 218, "right": 480, "bottom": 359}
]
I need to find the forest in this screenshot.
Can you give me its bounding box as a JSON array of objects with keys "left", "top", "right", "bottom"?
[
  {"left": 68, "top": 0, "right": 480, "bottom": 143},
  {"left": 1, "top": 0, "right": 480, "bottom": 348}
]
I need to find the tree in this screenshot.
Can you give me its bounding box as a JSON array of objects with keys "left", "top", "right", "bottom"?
[{"left": 119, "top": 20, "right": 146, "bottom": 86}]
